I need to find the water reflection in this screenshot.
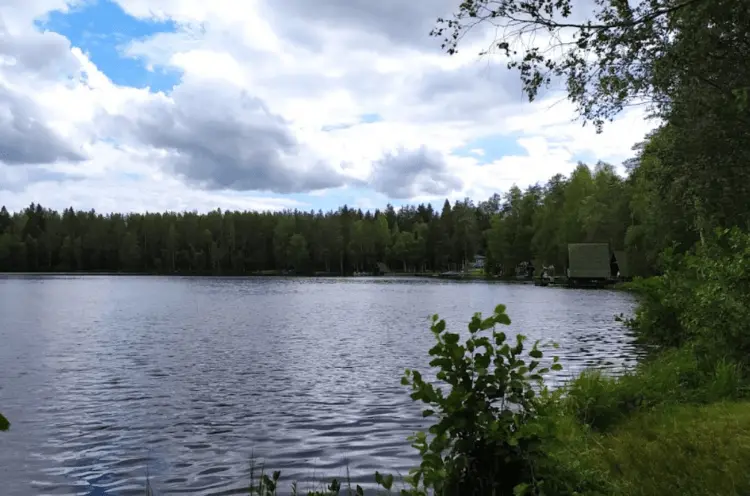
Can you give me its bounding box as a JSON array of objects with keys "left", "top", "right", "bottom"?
[{"left": 0, "top": 276, "right": 638, "bottom": 495}]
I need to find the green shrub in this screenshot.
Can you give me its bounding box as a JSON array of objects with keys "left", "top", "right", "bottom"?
[
  {"left": 374, "top": 304, "right": 596, "bottom": 496},
  {"left": 0, "top": 412, "right": 8, "bottom": 431},
  {"left": 626, "top": 228, "right": 750, "bottom": 367},
  {"left": 620, "top": 274, "right": 686, "bottom": 349}
]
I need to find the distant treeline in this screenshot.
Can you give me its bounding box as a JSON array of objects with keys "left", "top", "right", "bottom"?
[{"left": 0, "top": 144, "right": 722, "bottom": 277}]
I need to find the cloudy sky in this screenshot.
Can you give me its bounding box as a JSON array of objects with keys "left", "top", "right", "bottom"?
[{"left": 0, "top": 0, "right": 655, "bottom": 214}]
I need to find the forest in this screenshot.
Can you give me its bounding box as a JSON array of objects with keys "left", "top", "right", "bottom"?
[{"left": 0, "top": 154, "right": 692, "bottom": 277}]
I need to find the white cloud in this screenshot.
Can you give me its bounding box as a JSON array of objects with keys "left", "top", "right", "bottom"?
[
  {"left": 0, "top": 0, "right": 657, "bottom": 213},
  {"left": 0, "top": 143, "right": 307, "bottom": 213}
]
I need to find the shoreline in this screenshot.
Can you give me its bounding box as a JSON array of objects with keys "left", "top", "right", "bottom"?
[
  {"left": 0, "top": 270, "right": 501, "bottom": 280},
  {"left": 0, "top": 272, "right": 632, "bottom": 289}
]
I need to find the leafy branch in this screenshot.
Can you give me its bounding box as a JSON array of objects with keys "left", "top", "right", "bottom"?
[
  {"left": 377, "top": 304, "right": 563, "bottom": 495},
  {"left": 431, "top": 0, "right": 712, "bottom": 130}
]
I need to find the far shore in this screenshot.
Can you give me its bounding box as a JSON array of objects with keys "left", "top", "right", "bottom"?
[{"left": 0, "top": 270, "right": 515, "bottom": 281}]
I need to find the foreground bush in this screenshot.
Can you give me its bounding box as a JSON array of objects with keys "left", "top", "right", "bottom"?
[{"left": 382, "top": 304, "right": 564, "bottom": 496}]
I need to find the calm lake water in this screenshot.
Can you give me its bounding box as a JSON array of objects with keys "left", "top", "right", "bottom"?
[{"left": 0, "top": 275, "right": 638, "bottom": 495}]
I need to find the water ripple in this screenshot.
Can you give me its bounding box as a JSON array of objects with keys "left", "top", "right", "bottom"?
[{"left": 0, "top": 276, "right": 639, "bottom": 495}]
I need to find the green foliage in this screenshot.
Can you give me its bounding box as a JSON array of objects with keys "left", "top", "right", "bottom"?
[
  {"left": 376, "top": 304, "right": 570, "bottom": 495},
  {"left": 627, "top": 228, "right": 750, "bottom": 367},
  {"left": 0, "top": 412, "right": 9, "bottom": 432},
  {"left": 435, "top": 0, "right": 750, "bottom": 250},
  {"left": 0, "top": 203, "right": 471, "bottom": 275},
  {"left": 287, "top": 233, "right": 310, "bottom": 273},
  {"left": 433, "top": 0, "right": 749, "bottom": 131}
]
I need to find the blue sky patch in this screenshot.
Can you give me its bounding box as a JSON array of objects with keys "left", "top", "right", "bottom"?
[
  {"left": 452, "top": 135, "right": 527, "bottom": 164},
  {"left": 359, "top": 113, "right": 382, "bottom": 124},
  {"left": 36, "top": 0, "right": 180, "bottom": 92},
  {"left": 574, "top": 151, "right": 598, "bottom": 165}
]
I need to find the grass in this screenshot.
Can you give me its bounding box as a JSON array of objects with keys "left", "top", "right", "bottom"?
[
  {"left": 532, "top": 344, "right": 750, "bottom": 496},
  {"left": 561, "top": 347, "right": 746, "bottom": 432},
  {"left": 247, "top": 459, "right": 368, "bottom": 496},
  {"left": 555, "top": 401, "right": 750, "bottom": 496}
]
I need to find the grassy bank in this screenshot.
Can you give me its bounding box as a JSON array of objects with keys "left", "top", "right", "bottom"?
[{"left": 548, "top": 401, "right": 750, "bottom": 496}]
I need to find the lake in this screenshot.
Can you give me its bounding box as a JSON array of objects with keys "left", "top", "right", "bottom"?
[{"left": 0, "top": 275, "right": 638, "bottom": 495}]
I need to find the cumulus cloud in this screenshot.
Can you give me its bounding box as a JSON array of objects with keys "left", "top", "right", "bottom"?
[
  {"left": 397, "top": 62, "right": 531, "bottom": 126},
  {"left": 258, "top": 0, "right": 461, "bottom": 50},
  {"left": 103, "top": 76, "right": 350, "bottom": 193},
  {"left": 371, "top": 147, "right": 462, "bottom": 199},
  {"left": 0, "top": 85, "right": 87, "bottom": 165},
  {"left": 0, "top": 19, "right": 88, "bottom": 167},
  {"left": 0, "top": 20, "right": 81, "bottom": 78},
  {"left": 1, "top": 0, "right": 74, "bottom": 30}
]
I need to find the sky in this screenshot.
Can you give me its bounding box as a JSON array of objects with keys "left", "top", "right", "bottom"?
[{"left": 0, "top": 0, "right": 656, "bottom": 214}]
